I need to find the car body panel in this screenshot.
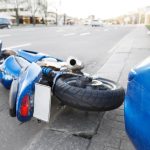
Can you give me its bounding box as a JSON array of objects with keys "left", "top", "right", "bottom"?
[
  {"left": 125, "top": 57, "right": 150, "bottom": 150},
  {"left": 91, "top": 20, "right": 103, "bottom": 27},
  {"left": 0, "top": 18, "right": 11, "bottom": 29}
]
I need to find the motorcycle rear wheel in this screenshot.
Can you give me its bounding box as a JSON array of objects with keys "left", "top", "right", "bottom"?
[
  {"left": 53, "top": 74, "right": 124, "bottom": 111},
  {"left": 9, "top": 79, "right": 18, "bottom": 117}
]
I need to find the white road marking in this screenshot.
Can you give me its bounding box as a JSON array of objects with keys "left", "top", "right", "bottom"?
[
  {"left": 80, "top": 32, "right": 90, "bottom": 36},
  {"left": 104, "top": 29, "right": 109, "bottom": 32},
  {"left": 147, "top": 31, "right": 150, "bottom": 35},
  {"left": 108, "top": 39, "right": 123, "bottom": 53},
  {"left": 22, "top": 29, "right": 35, "bottom": 31},
  {"left": 4, "top": 43, "right": 31, "bottom": 49},
  {"left": 20, "top": 28, "right": 37, "bottom": 32},
  {"left": 56, "top": 29, "right": 64, "bottom": 32},
  {"left": 108, "top": 45, "right": 118, "bottom": 53},
  {"left": 64, "top": 33, "right": 76, "bottom": 36},
  {"left": 0, "top": 34, "right": 11, "bottom": 38}
]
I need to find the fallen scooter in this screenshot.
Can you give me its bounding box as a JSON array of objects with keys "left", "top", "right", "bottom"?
[{"left": 0, "top": 41, "right": 124, "bottom": 122}]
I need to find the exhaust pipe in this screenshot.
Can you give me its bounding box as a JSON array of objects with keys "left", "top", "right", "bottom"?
[{"left": 67, "top": 56, "right": 84, "bottom": 70}]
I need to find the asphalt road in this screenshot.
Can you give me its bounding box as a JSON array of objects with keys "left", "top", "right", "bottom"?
[
  {"left": 0, "top": 25, "right": 134, "bottom": 74},
  {"left": 0, "top": 25, "right": 135, "bottom": 150}
]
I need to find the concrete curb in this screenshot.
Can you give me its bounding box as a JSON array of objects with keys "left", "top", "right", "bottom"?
[
  {"left": 96, "top": 27, "right": 137, "bottom": 83},
  {"left": 88, "top": 26, "right": 150, "bottom": 150}
]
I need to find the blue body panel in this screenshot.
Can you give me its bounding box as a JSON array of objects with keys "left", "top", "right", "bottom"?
[
  {"left": 16, "top": 63, "right": 41, "bottom": 122},
  {"left": 17, "top": 50, "right": 48, "bottom": 62},
  {"left": 3, "top": 56, "right": 21, "bottom": 77},
  {"left": 0, "top": 49, "right": 62, "bottom": 122},
  {"left": 1, "top": 74, "right": 13, "bottom": 89},
  {"left": 1, "top": 56, "right": 21, "bottom": 89},
  {"left": 125, "top": 57, "right": 150, "bottom": 150}
]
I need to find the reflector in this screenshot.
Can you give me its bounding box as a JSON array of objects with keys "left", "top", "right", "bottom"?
[{"left": 20, "top": 95, "right": 29, "bottom": 117}]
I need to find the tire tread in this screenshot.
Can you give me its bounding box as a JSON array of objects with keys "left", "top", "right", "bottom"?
[{"left": 54, "top": 76, "right": 124, "bottom": 111}]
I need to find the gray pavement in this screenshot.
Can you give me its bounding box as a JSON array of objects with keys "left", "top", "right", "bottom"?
[
  {"left": 0, "top": 25, "right": 148, "bottom": 150},
  {"left": 89, "top": 26, "right": 150, "bottom": 150},
  {"left": 0, "top": 25, "right": 133, "bottom": 74}
]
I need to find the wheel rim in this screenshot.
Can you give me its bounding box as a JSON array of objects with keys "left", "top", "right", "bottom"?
[{"left": 65, "top": 77, "right": 116, "bottom": 90}]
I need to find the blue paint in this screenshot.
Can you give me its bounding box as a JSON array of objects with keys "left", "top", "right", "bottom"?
[
  {"left": 1, "top": 74, "right": 13, "bottom": 89},
  {"left": 16, "top": 63, "right": 41, "bottom": 122},
  {"left": 17, "top": 49, "right": 48, "bottom": 62},
  {"left": 17, "top": 49, "right": 63, "bottom": 62},
  {"left": 0, "top": 56, "right": 21, "bottom": 89},
  {"left": 42, "top": 67, "right": 52, "bottom": 76},
  {"left": 3, "top": 56, "right": 21, "bottom": 77},
  {"left": 125, "top": 57, "right": 150, "bottom": 150},
  {"left": 0, "top": 49, "right": 63, "bottom": 122}
]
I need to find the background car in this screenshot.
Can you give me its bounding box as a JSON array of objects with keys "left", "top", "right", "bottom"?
[
  {"left": 0, "top": 18, "right": 12, "bottom": 29},
  {"left": 84, "top": 20, "right": 91, "bottom": 26},
  {"left": 91, "top": 20, "right": 103, "bottom": 27}
]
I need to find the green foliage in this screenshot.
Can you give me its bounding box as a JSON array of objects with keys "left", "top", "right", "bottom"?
[{"left": 146, "top": 25, "right": 150, "bottom": 30}]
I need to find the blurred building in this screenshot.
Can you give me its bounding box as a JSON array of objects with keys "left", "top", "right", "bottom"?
[
  {"left": 0, "top": 1, "right": 48, "bottom": 24},
  {"left": 87, "top": 15, "right": 95, "bottom": 21},
  {"left": 144, "top": 6, "right": 150, "bottom": 24},
  {"left": 46, "top": 11, "right": 57, "bottom": 24},
  {"left": 105, "top": 6, "right": 150, "bottom": 25}
]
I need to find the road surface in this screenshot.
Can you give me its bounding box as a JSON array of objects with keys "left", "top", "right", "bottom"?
[
  {"left": 0, "top": 25, "right": 135, "bottom": 150},
  {"left": 0, "top": 25, "right": 134, "bottom": 74}
]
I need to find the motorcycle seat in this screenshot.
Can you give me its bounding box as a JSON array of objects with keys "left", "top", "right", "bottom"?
[{"left": 17, "top": 50, "right": 48, "bottom": 62}]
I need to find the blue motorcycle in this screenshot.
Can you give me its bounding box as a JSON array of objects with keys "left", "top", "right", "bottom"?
[{"left": 0, "top": 41, "right": 124, "bottom": 122}]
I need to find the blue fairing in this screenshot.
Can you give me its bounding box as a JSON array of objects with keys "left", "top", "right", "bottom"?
[
  {"left": 0, "top": 55, "right": 31, "bottom": 89},
  {"left": 0, "top": 56, "right": 22, "bottom": 89},
  {"left": 125, "top": 57, "right": 150, "bottom": 150},
  {"left": 0, "top": 49, "right": 63, "bottom": 122},
  {"left": 16, "top": 63, "right": 41, "bottom": 122},
  {"left": 17, "top": 50, "right": 48, "bottom": 62},
  {"left": 3, "top": 56, "right": 21, "bottom": 77},
  {"left": 1, "top": 74, "right": 13, "bottom": 89}
]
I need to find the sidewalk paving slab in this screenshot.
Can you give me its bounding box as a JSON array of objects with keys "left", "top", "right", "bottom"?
[
  {"left": 49, "top": 107, "right": 104, "bottom": 137},
  {"left": 24, "top": 129, "right": 89, "bottom": 150},
  {"left": 89, "top": 26, "right": 150, "bottom": 150}
]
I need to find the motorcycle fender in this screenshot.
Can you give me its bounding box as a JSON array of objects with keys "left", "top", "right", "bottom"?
[{"left": 16, "top": 63, "right": 42, "bottom": 122}]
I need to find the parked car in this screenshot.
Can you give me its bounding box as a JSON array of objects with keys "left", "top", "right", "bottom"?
[
  {"left": 91, "top": 20, "right": 103, "bottom": 27},
  {"left": 0, "top": 18, "right": 12, "bottom": 29},
  {"left": 125, "top": 57, "right": 150, "bottom": 150},
  {"left": 84, "top": 20, "right": 91, "bottom": 26}
]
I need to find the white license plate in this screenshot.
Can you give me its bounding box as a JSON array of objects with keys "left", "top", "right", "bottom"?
[{"left": 33, "top": 83, "right": 51, "bottom": 122}]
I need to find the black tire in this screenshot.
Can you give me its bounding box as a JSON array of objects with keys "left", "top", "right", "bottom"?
[
  {"left": 53, "top": 74, "right": 124, "bottom": 111},
  {"left": 9, "top": 79, "right": 18, "bottom": 117}
]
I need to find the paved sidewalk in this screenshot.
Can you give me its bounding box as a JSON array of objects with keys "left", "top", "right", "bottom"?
[{"left": 25, "top": 25, "right": 150, "bottom": 150}]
